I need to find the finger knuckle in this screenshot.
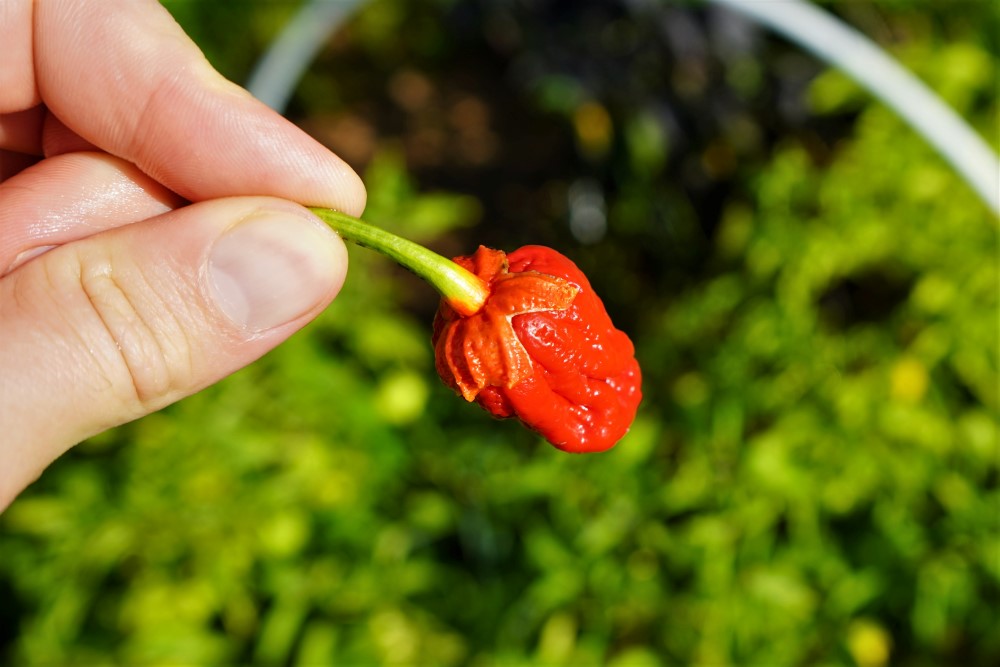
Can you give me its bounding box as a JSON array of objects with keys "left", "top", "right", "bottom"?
[{"left": 68, "top": 247, "right": 193, "bottom": 414}]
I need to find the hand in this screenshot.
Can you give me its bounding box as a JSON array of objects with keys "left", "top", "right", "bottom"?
[{"left": 0, "top": 0, "right": 366, "bottom": 509}]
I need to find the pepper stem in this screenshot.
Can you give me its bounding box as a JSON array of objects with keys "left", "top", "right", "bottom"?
[{"left": 310, "top": 207, "right": 489, "bottom": 316}]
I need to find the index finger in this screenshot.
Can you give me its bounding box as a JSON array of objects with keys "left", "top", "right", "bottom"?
[{"left": 10, "top": 0, "right": 365, "bottom": 215}]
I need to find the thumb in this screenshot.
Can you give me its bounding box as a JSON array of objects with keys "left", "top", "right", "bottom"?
[{"left": 0, "top": 197, "right": 348, "bottom": 508}]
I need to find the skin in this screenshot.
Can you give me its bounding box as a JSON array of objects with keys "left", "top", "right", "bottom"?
[{"left": 0, "top": 0, "right": 367, "bottom": 510}]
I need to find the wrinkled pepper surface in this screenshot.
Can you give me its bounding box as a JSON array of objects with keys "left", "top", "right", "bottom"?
[{"left": 432, "top": 245, "right": 641, "bottom": 453}]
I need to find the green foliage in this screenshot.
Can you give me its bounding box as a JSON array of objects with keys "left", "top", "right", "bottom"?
[
  {"left": 2, "top": 1, "right": 997, "bottom": 666},
  {"left": 363, "top": 150, "right": 482, "bottom": 241}
]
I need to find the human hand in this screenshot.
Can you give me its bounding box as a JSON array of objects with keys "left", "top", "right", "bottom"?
[{"left": 0, "top": 0, "right": 366, "bottom": 509}]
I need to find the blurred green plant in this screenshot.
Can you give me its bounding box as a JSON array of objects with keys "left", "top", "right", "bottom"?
[{"left": 1, "top": 1, "right": 997, "bottom": 666}]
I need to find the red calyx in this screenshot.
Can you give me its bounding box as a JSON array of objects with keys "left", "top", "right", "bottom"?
[{"left": 432, "top": 245, "right": 642, "bottom": 453}]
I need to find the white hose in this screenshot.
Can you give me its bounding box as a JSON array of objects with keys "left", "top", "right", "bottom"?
[
  {"left": 245, "top": 0, "right": 366, "bottom": 113},
  {"left": 247, "top": 0, "right": 1000, "bottom": 216},
  {"left": 710, "top": 0, "right": 999, "bottom": 216}
]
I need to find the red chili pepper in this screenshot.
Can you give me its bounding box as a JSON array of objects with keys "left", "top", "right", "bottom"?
[{"left": 432, "top": 245, "right": 641, "bottom": 453}]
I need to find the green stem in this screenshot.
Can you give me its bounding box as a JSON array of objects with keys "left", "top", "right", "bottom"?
[{"left": 310, "top": 207, "right": 489, "bottom": 316}]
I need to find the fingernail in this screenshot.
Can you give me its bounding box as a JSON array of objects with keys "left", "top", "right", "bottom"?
[{"left": 208, "top": 211, "right": 342, "bottom": 331}]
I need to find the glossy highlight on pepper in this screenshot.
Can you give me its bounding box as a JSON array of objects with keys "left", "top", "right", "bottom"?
[{"left": 433, "top": 245, "right": 642, "bottom": 453}]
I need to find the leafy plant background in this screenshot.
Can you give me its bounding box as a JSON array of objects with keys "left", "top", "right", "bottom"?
[{"left": 1, "top": 1, "right": 997, "bottom": 665}]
